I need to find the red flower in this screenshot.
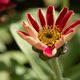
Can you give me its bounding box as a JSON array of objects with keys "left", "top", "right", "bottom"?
[
  {"left": 0, "top": 0, "right": 9, "bottom": 4},
  {"left": 18, "top": 6, "right": 80, "bottom": 57},
  {"left": 0, "top": 0, "right": 16, "bottom": 11}
]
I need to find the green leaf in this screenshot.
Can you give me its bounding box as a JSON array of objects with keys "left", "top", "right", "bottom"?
[
  {"left": 64, "top": 64, "right": 80, "bottom": 80},
  {"left": 60, "top": 31, "right": 80, "bottom": 70},
  {"left": 0, "top": 29, "right": 12, "bottom": 44},
  {"left": 0, "top": 71, "right": 9, "bottom": 80},
  {"left": 0, "top": 51, "right": 27, "bottom": 66},
  {"left": 0, "top": 42, "right": 7, "bottom": 52},
  {"left": 64, "top": 78, "right": 71, "bottom": 80}
]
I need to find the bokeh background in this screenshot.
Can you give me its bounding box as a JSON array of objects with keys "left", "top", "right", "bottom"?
[{"left": 0, "top": 0, "right": 80, "bottom": 80}]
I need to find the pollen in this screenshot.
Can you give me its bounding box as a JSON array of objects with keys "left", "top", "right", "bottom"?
[{"left": 38, "top": 26, "right": 61, "bottom": 47}]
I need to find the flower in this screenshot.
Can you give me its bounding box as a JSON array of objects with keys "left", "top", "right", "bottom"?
[
  {"left": 0, "top": 0, "right": 16, "bottom": 11},
  {"left": 17, "top": 6, "right": 80, "bottom": 58},
  {"left": 0, "top": 0, "right": 9, "bottom": 4}
]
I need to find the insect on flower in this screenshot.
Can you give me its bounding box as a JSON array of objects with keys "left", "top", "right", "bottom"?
[{"left": 17, "top": 5, "right": 80, "bottom": 59}]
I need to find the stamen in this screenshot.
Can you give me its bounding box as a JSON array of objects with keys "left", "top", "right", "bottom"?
[{"left": 38, "top": 26, "right": 61, "bottom": 47}]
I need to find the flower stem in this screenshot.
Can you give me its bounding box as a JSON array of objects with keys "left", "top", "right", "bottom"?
[
  {"left": 53, "top": 58, "right": 63, "bottom": 80},
  {"left": 48, "top": 58, "right": 63, "bottom": 80}
]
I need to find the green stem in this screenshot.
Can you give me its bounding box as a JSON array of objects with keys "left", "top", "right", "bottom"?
[
  {"left": 53, "top": 58, "right": 63, "bottom": 80},
  {"left": 48, "top": 58, "right": 63, "bottom": 80}
]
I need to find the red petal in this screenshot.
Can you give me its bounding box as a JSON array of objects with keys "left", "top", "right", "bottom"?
[
  {"left": 63, "top": 20, "right": 80, "bottom": 34},
  {"left": 17, "top": 31, "right": 29, "bottom": 39},
  {"left": 38, "top": 8, "right": 46, "bottom": 29},
  {"left": 64, "top": 29, "right": 74, "bottom": 35},
  {"left": 43, "top": 47, "right": 57, "bottom": 57},
  {"left": 27, "top": 13, "right": 40, "bottom": 32},
  {"left": 43, "top": 47, "right": 53, "bottom": 57},
  {"left": 60, "top": 10, "right": 74, "bottom": 31},
  {"left": 0, "top": 0, "right": 9, "bottom": 4},
  {"left": 46, "top": 6, "right": 54, "bottom": 27},
  {"left": 56, "top": 7, "right": 68, "bottom": 26}
]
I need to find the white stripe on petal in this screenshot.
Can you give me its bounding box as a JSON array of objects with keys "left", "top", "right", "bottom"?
[
  {"left": 17, "top": 31, "right": 38, "bottom": 46},
  {"left": 55, "top": 31, "right": 74, "bottom": 49},
  {"left": 24, "top": 37, "right": 47, "bottom": 50},
  {"left": 34, "top": 41, "right": 47, "bottom": 50},
  {"left": 64, "top": 31, "right": 74, "bottom": 42},
  {"left": 17, "top": 31, "right": 47, "bottom": 50},
  {"left": 24, "top": 36, "right": 38, "bottom": 46},
  {"left": 23, "top": 21, "right": 38, "bottom": 39}
]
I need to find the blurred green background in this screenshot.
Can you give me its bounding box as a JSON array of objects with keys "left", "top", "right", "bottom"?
[{"left": 0, "top": 0, "right": 80, "bottom": 80}]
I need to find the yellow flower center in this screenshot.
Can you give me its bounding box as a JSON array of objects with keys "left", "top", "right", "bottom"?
[{"left": 38, "top": 26, "right": 61, "bottom": 47}]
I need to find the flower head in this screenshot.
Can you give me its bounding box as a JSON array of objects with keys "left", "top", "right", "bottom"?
[
  {"left": 0, "top": 0, "right": 9, "bottom": 4},
  {"left": 0, "top": 0, "right": 16, "bottom": 11},
  {"left": 18, "top": 6, "right": 80, "bottom": 59}
]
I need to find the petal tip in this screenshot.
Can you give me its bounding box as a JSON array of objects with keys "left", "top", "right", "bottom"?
[
  {"left": 48, "top": 5, "right": 54, "bottom": 9},
  {"left": 17, "top": 30, "right": 22, "bottom": 35},
  {"left": 22, "top": 21, "right": 29, "bottom": 27},
  {"left": 17, "top": 31, "right": 29, "bottom": 39}
]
